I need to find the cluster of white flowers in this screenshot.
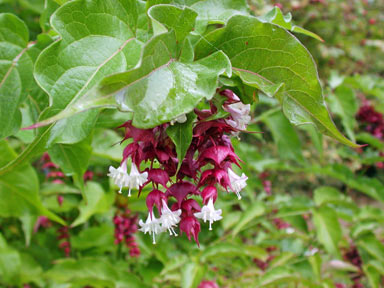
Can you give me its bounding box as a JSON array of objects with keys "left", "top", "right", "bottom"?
[
  {"left": 224, "top": 102, "right": 251, "bottom": 131},
  {"left": 108, "top": 161, "right": 148, "bottom": 197},
  {"left": 138, "top": 201, "right": 182, "bottom": 244}
]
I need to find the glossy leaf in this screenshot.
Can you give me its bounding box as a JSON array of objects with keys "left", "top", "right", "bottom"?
[
  {"left": 33, "top": 0, "right": 144, "bottom": 143},
  {"left": 33, "top": 31, "right": 231, "bottom": 129},
  {"left": 195, "top": 15, "right": 358, "bottom": 147}
]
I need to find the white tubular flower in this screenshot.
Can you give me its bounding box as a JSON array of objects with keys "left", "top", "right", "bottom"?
[
  {"left": 139, "top": 212, "right": 163, "bottom": 244},
  {"left": 107, "top": 159, "right": 130, "bottom": 194},
  {"left": 227, "top": 168, "right": 248, "bottom": 200},
  {"left": 159, "top": 200, "right": 181, "bottom": 236},
  {"left": 127, "top": 163, "right": 148, "bottom": 197},
  {"left": 170, "top": 114, "right": 187, "bottom": 125},
  {"left": 194, "top": 198, "right": 222, "bottom": 231},
  {"left": 224, "top": 102, "right": 251, "bottom": 130}
]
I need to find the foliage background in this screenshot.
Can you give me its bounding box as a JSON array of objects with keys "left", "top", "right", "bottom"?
[{"left": 0, "top": 0, "right": 384, "bottom": 287}]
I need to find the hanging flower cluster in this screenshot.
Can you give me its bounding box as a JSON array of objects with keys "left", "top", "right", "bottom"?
[
  {"left": 108, "top": 90, "right": 251, "bottom": 245},
  {"left": 113, "top": 205, "right": 140, "bottom": 257},
  {"left": 356, "top": 100, "right": 384, "bottom": 139}
]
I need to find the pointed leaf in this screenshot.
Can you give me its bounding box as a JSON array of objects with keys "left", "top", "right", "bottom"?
[
  {"left": 166, "top": 112, "right": 196, "bottom": 171},
  {"left": 33, "top": 0, "right": 144, "bottom": 143},
  {"left": 195, "top": 15, "right": 358, "bottom": 147}
]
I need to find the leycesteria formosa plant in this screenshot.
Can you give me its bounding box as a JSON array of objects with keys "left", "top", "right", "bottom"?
[
  {"left": 108, "top": 89, "right": 250, "bottom": 244},
  {"left": 0, "top": 0, "right": 359, "bottom": 247}
]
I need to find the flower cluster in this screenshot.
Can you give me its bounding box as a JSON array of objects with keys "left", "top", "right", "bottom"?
[
  {"left": 57, "top": 226, "right": 71, "bottom": 257},
  {"left": 108, "top": 90, "right": 250, "bottom": 244},
  {"left": 113, "top": 206, "right": 140, "bottom": 257},
  {"left": 356, "top": 101, "right": 384, "bottom": 139}
]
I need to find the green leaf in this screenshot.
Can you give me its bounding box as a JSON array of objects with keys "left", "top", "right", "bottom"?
[
  {"left": 195, "top": 15, "right": 358, "bottom": 147},
  {"left": 71, "top": 224, "right": 114, "bottom": 252},
  {"left": 33, "top": 31, "right": 231, "bottom": 130},
  {"left": 71, "top": 182, "right": 115, "bottom": 227},
  {"left": 263, "top": 110, "right": 305, "bottom": 163},
  {"left": 327, "top": 85, "right": 357, "bottom": 142},
  {"left": 33, "top": 0, "right": 144, "bottom": 143},
  {"left": 257, "top": 266, "right": 299, "bottom": 286},
  {"left": 312, "top": 206, "right": 342, "bottom": 257},
  {"left": 259, "top": 7, "right": 324, "bottom": 41},
  {"left": 166, "top": 112, "right": 196, "bottom": 171},
  {"left": 201, "top": 243, "right": 267, "bottom": 262},
  {"left": 191, "top": 0, "right": 249, "bottom": 32},
  {"left": 92, "top": 128, "right": 124, "bottom": 162},
  {"left": 181, "top": 262, "right": 205, "bottom": 288},
  {"left": 313, "top": 186, "right": 350, "bottom": 206},
  {"left": 232, "top": 201, "right": 265, "bottom": 236},
  {"left": 363, "top": 264, "right": 381, "bottom": 288},
  {"left": 48, "top": 138, "right": 92, "bottom": 190},
  {"left": 0, "top": 234, "right": 21, "bottom": 286},
  {"left": 357, "top": 234, "right": 384, "bottom": 263},
  {"left": 0, "top": 124, "right": 53, "bottom": 176},
  {"left": 148, "top": 4, "right": 197, "bottom": 41},
  {"left": 45, "top": 257, "right": 143, "bottom": 287},
  {"left": 0, "top": 13, "right": 34, "bottom": 139},
  {"left": 0, "top": 140, "right": 64, "bottom": 225}
]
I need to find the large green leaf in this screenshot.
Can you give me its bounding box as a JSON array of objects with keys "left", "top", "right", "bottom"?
[
  {"left": 35, "top": 31, "right": 231, "bottom": 129},
  {"left": 0, "top": 141, "right": 64, "bottom": 225},
  {"left": 0, "top": 13, "right": 34, "bottom": 139},
  {"left": 33, "top": 0, "right": 144, "bottom": 144},
  {"left": 312, "top": 206, "right": 342, "bottom": 257},
  {"left": 98, "top": 32, "right": 231, "bottom": 129},
  {"left": 195, "top": 15, "right": 358, "bottom": 147}
]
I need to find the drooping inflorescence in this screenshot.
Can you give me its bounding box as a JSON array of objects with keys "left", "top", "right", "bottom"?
[{"left": 108, "top": 90, "right": 251, "bottom": 245}]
